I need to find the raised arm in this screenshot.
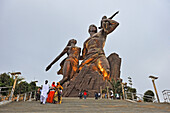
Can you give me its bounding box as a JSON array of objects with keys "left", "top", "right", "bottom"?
[
  {"left": 102, "top": 18, "right": 119, "bottom": 35},
  {"left": 99, "top": 11, "right": 119, "bottom": 29},
  {"left": 108, "top": 11, "right": 119, "bottom": 19},
  {"left": 45, "top": 47, "right": 69, "bottom": 71}
]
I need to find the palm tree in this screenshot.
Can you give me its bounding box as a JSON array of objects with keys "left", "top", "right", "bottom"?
[{"left": 108, "top": 79, "right": 122, "bottom": 98}]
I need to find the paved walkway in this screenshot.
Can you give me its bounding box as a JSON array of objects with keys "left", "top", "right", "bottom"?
[
  {"left": 0, "top": 98, "right": 170, "bottom": 113},
  {"left": 0, "top": 100, "right": 12, "bottom": 106}
]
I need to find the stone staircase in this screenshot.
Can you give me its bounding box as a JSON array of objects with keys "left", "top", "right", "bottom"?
[{"left": 0, "top": 98, "right": 170, "bottom": 113}]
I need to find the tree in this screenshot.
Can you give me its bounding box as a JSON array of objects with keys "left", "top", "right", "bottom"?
[
  {"left": 126, "top": 86, "right": 137, "bottom": 100},
  {"left": 108, "top": 79, "right": 122, "bottom": 98},
  {"left": 127, "top": 86, "right": 136, "bottom": 93},
  {"left": 29, "top": 81, "right": 37, "bottom": 91},
  {"left": 0, "top": 73, "right": 13, "bottom": 87},
  {"left": 143, "top": 90, "right": 154, "bottom": 102},
  {"left": 0, "top": 73, "right": 13, "bottom": 95},
  {"left": 14, "top": 81, "right": 37, "bottom": 95},
  {"left": 14, "top": 81, "right": 29, "bottom": 95},
  {"left": 128, "top": 76, "right": 132, "bottom": 88},
  {"left": 0, "top": 72, "right": 37, "bottom": 96}
]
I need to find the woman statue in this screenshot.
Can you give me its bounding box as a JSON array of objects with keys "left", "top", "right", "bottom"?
[{"left": 46, "top": 39, "right": 81, "bottom": 85}]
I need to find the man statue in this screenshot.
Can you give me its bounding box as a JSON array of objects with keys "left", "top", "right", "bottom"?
[{"left": 78, "top": 12, "right": 119, "bottom": 80}]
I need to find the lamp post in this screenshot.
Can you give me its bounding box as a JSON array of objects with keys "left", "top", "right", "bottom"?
[
  {"left": 149, "top": 75, "right": 160, "bottom": 103},
  {"left": 121, "top": 82, "right": 127, "bottom": 100},
  {"left": 9, "top": 72, "right": 21, "bottom": 101}
]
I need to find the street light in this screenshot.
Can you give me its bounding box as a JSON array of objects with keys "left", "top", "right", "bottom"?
[
  {"left": 121, "top": 82, "right": 127, "bottom": 100},
  {"left": 9, "top": 72, "right": 21, "bottom": 101},
  {"left": 149, "top": 75, "right": 160, "bottom": 103}
]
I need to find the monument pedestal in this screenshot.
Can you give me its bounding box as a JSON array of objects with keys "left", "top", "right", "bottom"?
[
  {"left": 62, "top": 53, "right": 121, "bottom": 97},
  {"left": 62, "top": 65, "right": 111, "bottom": 97}
]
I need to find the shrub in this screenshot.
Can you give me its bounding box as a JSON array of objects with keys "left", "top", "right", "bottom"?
[{"left": 143, "top": 90, "right": 154, "bottom": 102}]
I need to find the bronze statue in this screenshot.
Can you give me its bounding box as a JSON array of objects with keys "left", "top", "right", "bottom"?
[
  {"left": 46, "top": 39, "right": 81, "bottom": 85},
  {"left": 78, "top": 12, "right": 119, "bottom": 80}
]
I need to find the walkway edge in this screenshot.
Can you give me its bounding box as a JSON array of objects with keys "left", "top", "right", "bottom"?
[
  {"left": 0, "top": 100, "right": 12, "bottom": 106},
  {"left": 125, "top": 99, "right": 137, "bottom": 103}
]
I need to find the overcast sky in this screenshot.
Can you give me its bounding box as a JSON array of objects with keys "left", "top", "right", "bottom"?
[{"left": 0, "top": 0, "right": 170, "bottom": 102}]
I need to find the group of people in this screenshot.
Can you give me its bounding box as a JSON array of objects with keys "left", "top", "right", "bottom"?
[
  {"left": 95, "top": 92, "right": 101, "bottom": 99},
  {"left": 36, "top": 80, "right": 63, "bottom": 105},
  {"left": 78, "top": 90, "right": 87, "bottom": 99},
  {"left": 110, "top": 90, "right": 120, "bottom": 99},
  {"left": 52, "top": 82, "right": 63, "bottom": 104}
]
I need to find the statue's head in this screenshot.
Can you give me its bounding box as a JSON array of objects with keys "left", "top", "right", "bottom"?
[
  {"left": 99, "top": 16, "right": 107, "bottom": 29},
  {"left": 88, "top": 24, "right": 97, "bottom": 34},
  {"left": 102, "top": 16, "right": 107, "bottom": 20},
  {"left": 67, "top": 39, "right": 77, "bottom": 46}
]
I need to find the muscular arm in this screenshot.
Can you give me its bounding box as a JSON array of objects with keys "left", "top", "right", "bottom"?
[
  {"left": 45, "top": 47, "right": 69, "bottom": 71},
  {"left": 102, "top": 19, "right": 119, "bottom": 35}
]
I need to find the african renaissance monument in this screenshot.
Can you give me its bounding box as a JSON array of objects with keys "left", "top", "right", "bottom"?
[{"left": 46, "top": 11, "right": 121, "bottom": 97}]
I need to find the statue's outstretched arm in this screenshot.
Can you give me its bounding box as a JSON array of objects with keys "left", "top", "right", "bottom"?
[
  {"left": 102, "top": 18, "right": 119, "bottom": 34},
  {"left": 45, "top": 47, "right": 69, "bottom": 71},
  {"left": 99, "top": 11, "right": 119, "bottom": 29},
  {"left": 108, "top": 11, "right": 119, "bottom": 19}
]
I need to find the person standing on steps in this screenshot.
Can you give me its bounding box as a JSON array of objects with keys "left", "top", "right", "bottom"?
[
  {"left": 40, "top": 80, "right": 49, "bottom": 104},
  {"left": 84, "top": 90, "right": 87, "bottom": 99}
]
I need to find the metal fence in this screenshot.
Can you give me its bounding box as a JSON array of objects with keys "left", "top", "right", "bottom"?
[
  {"left": 0, "top": 87, "right": 36, "bottom": 103},
  {"left": 125, "top": 92, "right": 155, "bottom": 102},
  {"left": 162, "top": 90, "right": 170, "bottom": 103},
  {"left": 15, "top": 91, "right": 36, "bottom": 102},
  {"left": 0, "top": 86, "right": 12, "bottom": 101}
]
